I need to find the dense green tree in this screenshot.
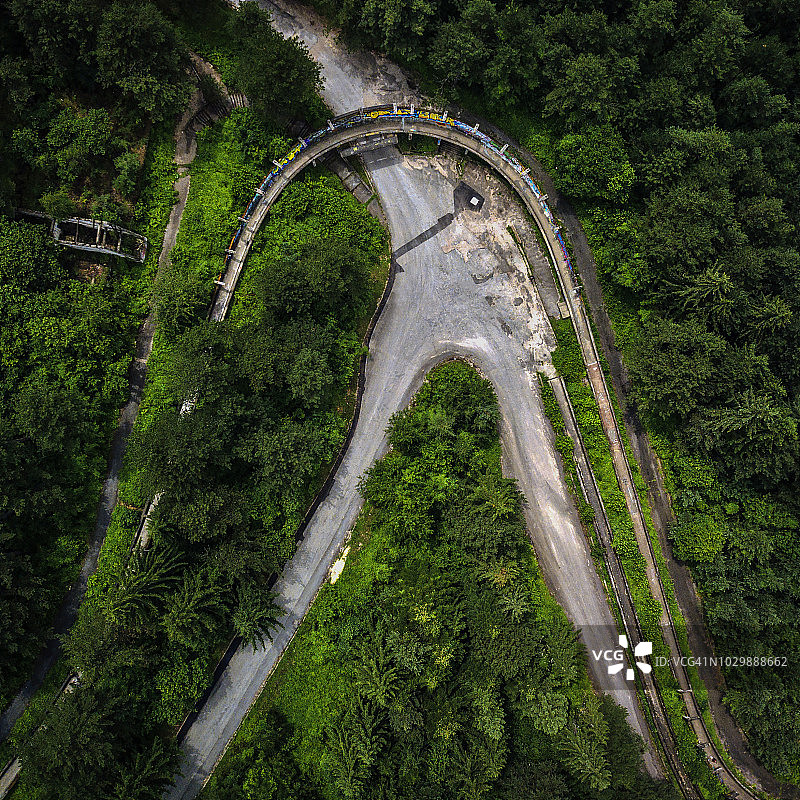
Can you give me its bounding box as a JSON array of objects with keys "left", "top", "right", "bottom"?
[
  {"left": 555, "top": 126, "right": 635, "bottom": 203},
  {"left": 0, "top": 531, "right": 46, "bottom": 684},
  {"left": 43, "top": 106, "right": 115, "bottom": 183},
  {"left": 0, "top": 221, "right": 139, "bottom": 702},
  {"left": 353, "top": 634, "right": 399, "bottom": 708},
  {"left": 352, "top": 0, "right": 438, "bottom": 58},
  {"left": 469, "top": 472, "right": 520, "bottom": 521},
  {"left": 429, "top": 15, "right": 491, "bottom": 90},
  {"left": 499, "top": 583, "right": 532, "bottom": 622},
  {"left": 518, "top": 685, "right": 569, "bottom": 735},
  {"left": 689, "top": 389, "right": 798, "bottom": 484},
  {"left": 19, "top": 686, "right": 120, "bottom": 800},
  {"left": 226, "top": 2, "right": 320, "bottom": 121},
  {"left": 288, "top": 348, "right": 334, "bottom": 408},
  {"left": 0, "top": 54, "right": 35, "bottom": 116},
  {"left": 672, "top": 0, "right": 748, "bottom": 85},
  {"left": 111, "top": 739, "right": 178, "bottom": 800},
  {"left": 544, "top": 53, "right": 619, "bottom": 129},
  {"left": 205, "top": 710, "right": 321, "bottom": 800},
  {"left": 162, "top": 569, "right": 227, "bottom": 649},
  {"left": 327, "top": 720, "right": 366, "bottom": 798},
  {"left": 39, "top": 189, "right": 77, "bottom": 220},
  {"left": 105, "top": 546, "right": 184, "bottom": 628},
  {"left": 499, "top": 759, "right": 570, "bottom": 800},
  {"left": 482, "top": 5, "right": 540, "bottom": 107},
  {"left": 0, "top": 217, "right": 65, "bottom": 290},
  {"left": 259, "top": 237, "right": 372, "bottom": 325},
  {"left": 559, "top": 696, "right": 611, "bottom": 791},
  {"left": 233, "top": 581, "right": 282, "bottom": 650},
  {"left": 627, "top": 316, "right": 727, "bottom": 420},
  {"left": 95, "top": 1, "right": 188, "bottom": 121},
  {"left": 152, "top": 265, "right": 215, "bottom": 339},
  {"left": 6, "top": 0, "right": 98, "bottom": 87}
]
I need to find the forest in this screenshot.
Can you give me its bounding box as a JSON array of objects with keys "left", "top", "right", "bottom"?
[
  {"left": 0, "top": 0, "right": 384, "bottom": 795},
  {"left": 0, "top": 0, "right": 194, "bottom": 707},
  {"left": 305, "top": 0, "right": 800, "bottom": 784},
  {"left": 0, "top": 0, "right": 325, "bottom": 704},
  {"left": 205, "top": 361, "right": 678, "bottom": 800},
  {"left": 14, "top": 150, "right": 386, "bottom": 800}
]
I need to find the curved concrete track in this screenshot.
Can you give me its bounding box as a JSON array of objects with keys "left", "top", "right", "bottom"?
[{"left": 167, "top": 112, "right": 664, "bottom": 795}]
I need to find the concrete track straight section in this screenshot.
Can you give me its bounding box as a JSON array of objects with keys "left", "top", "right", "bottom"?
[
  {"left": 0, "top": 760, "right": 20, "bottom": 799},
  {"left": 550, "top": 377, "right": 695, "bottom": 797}
]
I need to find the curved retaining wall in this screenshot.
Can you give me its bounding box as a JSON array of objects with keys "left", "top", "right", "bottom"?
[{"left": 208, "top": 105, "right": 577, "bottom": 322}]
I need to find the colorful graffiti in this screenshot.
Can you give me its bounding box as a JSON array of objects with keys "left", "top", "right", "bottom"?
[{"left": 224, "top": 106, "right": 576, "bottom": 287}]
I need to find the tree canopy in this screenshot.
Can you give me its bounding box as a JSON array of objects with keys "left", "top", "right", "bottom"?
[{"left": 204, "top": 362, "right": 678, "bottom": 800}]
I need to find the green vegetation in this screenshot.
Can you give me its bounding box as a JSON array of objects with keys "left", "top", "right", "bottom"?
[
  {"left": 0, "top": 138, "right": 177, "bottom": 709},
  {"left": 224, "top": 2, "right": 321, "bottom": 123},
  {"left": 4, "top": 0, "right": 799, "bottom": 793},
  {"left": 11, "top": 109, "right": 385, "bottom": 800},
  {"left": 11, "top": 86, "right": 386, "bottom": 795},
  {"left": 0, "top": 0, "right": 191, "bottom": 216},
  {"left": 396, "top": 133, "right": 439, "bottom": 156},
  {"left": 549, "top": 320, "right": 726, "bottom": 798},
  {"left": 0, "top": 124, "right": 177, "bottom": 762},
  {"left": 204, "top": 362, "right": 677, "bottom": 800},
  {"left": 537, "top": 379, "right": 595, "bottom": 531},
  {"left": 170, "top": 0, "right": 326, "bottom": 129},
  {"left": 0, "top": 0, "right": 194, "bottom": 707},
  {"left": 313, "top": 0, "right": 800, "bottom": 783}
]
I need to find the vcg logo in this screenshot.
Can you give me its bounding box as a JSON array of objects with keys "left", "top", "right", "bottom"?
[{"left": 592, "top": 635, "right": 653, "bottom": 681}]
